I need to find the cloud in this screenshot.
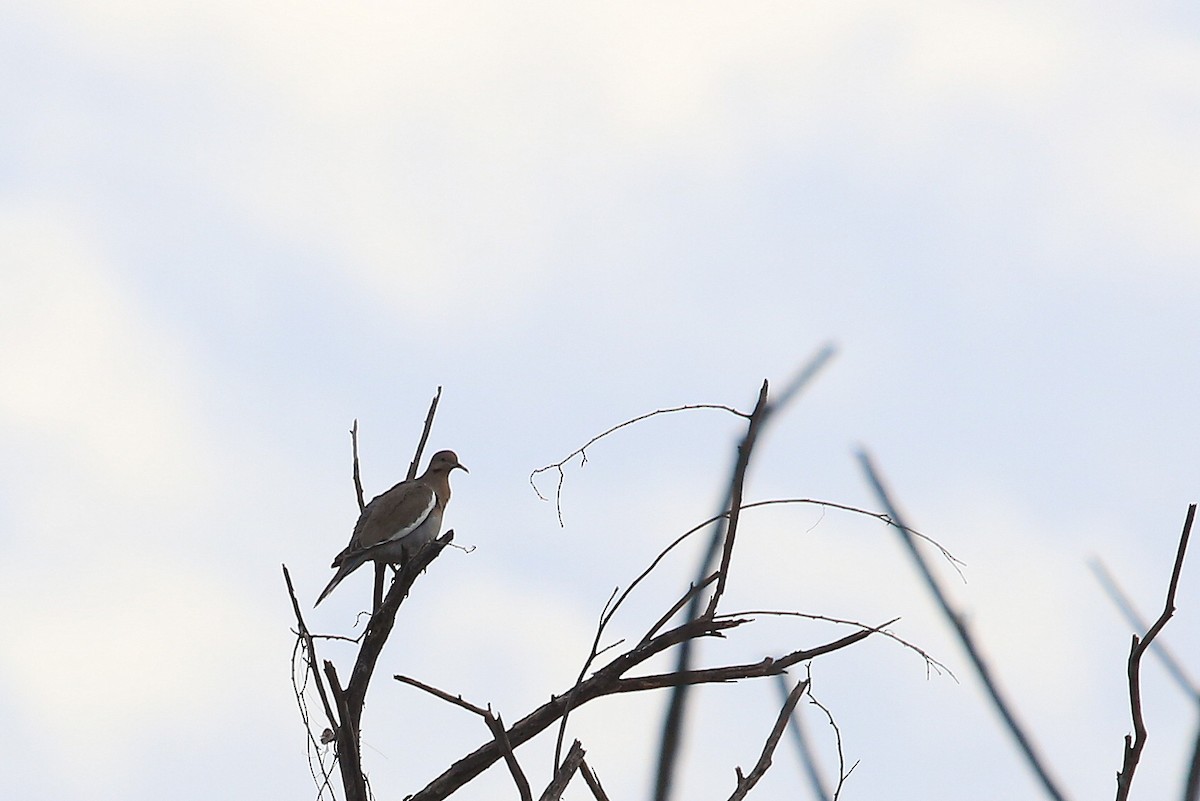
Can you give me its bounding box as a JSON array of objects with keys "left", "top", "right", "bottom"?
[
  {"left": 0, "top": 202, "right": 209, "bottom": 507},
  {"left": 0, "top": 557, "right": 283, "bottom": 792}
]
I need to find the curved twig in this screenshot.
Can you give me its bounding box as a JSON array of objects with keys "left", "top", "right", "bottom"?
[{"left": 529, "top": 403, "right": 751, "bottom": 525}]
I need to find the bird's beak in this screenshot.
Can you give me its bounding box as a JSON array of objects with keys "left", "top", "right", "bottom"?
[{"left": 455, "top": 462, "right": 469, "bottom": 474}]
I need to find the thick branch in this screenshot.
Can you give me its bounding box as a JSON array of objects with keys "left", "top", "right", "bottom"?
[
  {"left": 344, "top": 531, "right": 453, "bottom": 734},
  {"left": 540, "top": 740, "right": 586, "bottom": 801},
  {"left": 405, "top": 620, "right": 878, "bottom": 801}
]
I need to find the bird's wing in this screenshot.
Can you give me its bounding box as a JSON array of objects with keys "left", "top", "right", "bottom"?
[{"left": 351, "top": 481, "right": 437, "bottom": 551}]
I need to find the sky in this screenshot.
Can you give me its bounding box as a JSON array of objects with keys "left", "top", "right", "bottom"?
[{"left": 1, "top": 1, "right": 1199, "bottom": 800}]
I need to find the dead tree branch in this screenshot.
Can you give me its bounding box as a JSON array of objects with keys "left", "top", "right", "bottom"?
[
  {"left": 774, "top": 673, "right": 829, "bottom": 801},
  {"left": 657, "top": 346, "right": 836, "bottom": 801},
  {"left": 728, "top": 677, "right": 810, "bottom": 801},
  {"left": 579, "top": 760, "right": 611, "bottom": 801},
  {"left": 394, "top": 675, "right": 532, "bottom": 801},
  {"left": 1115, "top": 503, "right": 1195, "bottom": 801},
  {"left": 540, "top": 740, "right": 586, "bottom": 801},
  {"left": 1091, "top": 557, "right": 1199, "bottom": 699},
  {"left": 858, "top": 448, "right": 1069, "bottom": 801},
  {"left": 529, "top": 403, "right": 752, "bottom": 526},
  {"left": 705, "top": 379, "right": 771, "bottom": 618},
  {"left": 400, "top": 617, "right": 881, "bottom": 801}
]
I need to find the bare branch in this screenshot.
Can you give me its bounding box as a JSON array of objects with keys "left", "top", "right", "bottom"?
[
  {"left": 323, "top": 659, "right": 364, "bottom": 801},
  {"left": 705, "top": 379, "right": 771, "bottom": 618},
  {"left": 350, "top": 419, "right": 366, "bottom": 513},
  {"left": 344, "top": 532, "right": 454, "bottom": 735},
  {"left": 393, "top": 674, "right": 491, "bottom": 717},
  {"left": 408, "top": 386, "right": 443, "bottom": 481},
  {"left": 579, "top": 760, "right": 611, "bottom": 801},
  {"left": 530, "top": 403, "right": 752, "bottom": 525},
  {"left": 858, "top": 448, "right": 1069, "bottom": 801},
  {"left": 393, "top": 675, "right": 532, "bottom": 801},
  {"left": 283, "top": 564, "right": 339, "bottom": 734},
  {"left": 642, "top": 575, "right": 720, "bottom": 647},
  {"left": 540, "top": 740, "right": 586, "bottom": 801},
  {"left": 554, "top": 586, "right": 620, "bottom": 770},
  {"left": 806, "top": 683, "right": 858, "bottom": 801},
  {"left": 728, "top": 677, "right": 810, "bottom": 800},
  {"left": 490, "top": 712, "right": 533, "bottom": 801},
  {"left": 405, "top": 619, "right": 880, "bottom": 801},
  {"left": 1115, "top": 503, "right": 1195, "bottom": 801},
  {"left": 721, "top": 610, "right": 953, "bottom": 680},
  {"left": 1090, "top": 558, "right": 1199, "bottom": 700},
  {"left": 774, "top": 673, "right": 829, "bottom": 801},
  {"left": 656, "top": 350, "right": 839, "bottom": 801}
]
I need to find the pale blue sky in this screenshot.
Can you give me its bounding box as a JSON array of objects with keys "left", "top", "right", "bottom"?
[{"left": 2, "top": 3, "right": 1199, "bottom": 800}]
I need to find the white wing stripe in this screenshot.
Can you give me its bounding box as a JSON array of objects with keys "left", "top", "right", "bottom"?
[{"left": 384, "top": 491, "right": 436, "bottom": 543}]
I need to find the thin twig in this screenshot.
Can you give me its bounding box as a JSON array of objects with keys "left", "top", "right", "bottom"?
[
  {"left": 705, "top": 379, "right": 771, "bottom": 618},
  {"left": 579, "top": 759, "right": 611, "bottom": 801},
  {"left": 774, "top": 673, "right": 829, "bottom": 801},
  {"left": 530, "top": 403, "right": 751, "bottom": 525},
  {"left": 351, "top": 420, "right": 366, "bottom": 513},
  {"left": 858, "top": 448, "right": 1069, "bottom": 801},
  {"left": 408, "top": 387, "right": 443, "bottom": 481},
  {"left": 373, "top": 387, "right": 444, "bottom": 613},
  {"left": 323, "top": 659, "right": 364, "bottom": 800},
  {"left": 806, "top": 682, "right": 858, "bottom": 801},
  {"left": 656, "top": 350, "right": 839, "bottom": 801},
  {"left": 392, "top": 675, "right": 532, "bottom": 801},
  {"left": 1115, "top": 503, "right": 1195, "bottom": 801},
  {"left": 554, "top": 587, "right": 620, "bottom": 770},
  {"left": 642, "top": 575, "right": 720, "bottom": 646},
  {"left": 1090, "top": 557, "right": 1199, "bottom": 699},
  {"left": 721, "top": 610, "right": 953, "bottom": 679},
  {"left": 728, "top": 677, "right": 810, "bottom": 800},
  {"left": 283, "top": 565, "right": 339, "bottom": 733}
]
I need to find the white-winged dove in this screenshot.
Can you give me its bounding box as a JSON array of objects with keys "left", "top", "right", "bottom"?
[{"left": 315, "top": 449, "right": 467, "bottom": 606}]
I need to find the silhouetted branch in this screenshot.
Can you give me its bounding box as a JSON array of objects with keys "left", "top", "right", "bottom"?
[
  {"left": 775, "top": 673, "right": 829, "bottom": 801},
  {"left": 806, "top": 684, "right": 857, "bottom": 801},
  {"left": 1115, "top": 503, "right": 1195, "bottom": 801},
  {"left": 727, "top": 610, "right": 953, "bottom": 679},
  {"left": 540, "top": 740, "right": 586, "bottom": 801},
  {"left": 656, "top": 347, "right": 838, "bottom": 801},
  {"left": 393, "top": 674, "right": 532, "bottom": 801},
  {"left": 728, "top": 677, "right": 810, "bottom": 800},
  {"left": 284, "top": 564, "right": 340, "bottom": 797},
  {"left": 1090, "top": 558, "right": 1199, "bottom": 699},
  {"left": 579, "top": 760, "right": 611, "bottom": 801},
  {"left": 530, "top": 403, "right": 752, "bottom": 525},
  {"left": 350, "top": 420, "right": 366, "bottom": 513},
  {"left": 403, "top": 618, "right": 880, "bottom": 801},
  {"left": 857, "top": 449, "right": 1069, "bottom": 801},
  {"left": 705, "top": 379, "right": 771, "bottom": 618}
]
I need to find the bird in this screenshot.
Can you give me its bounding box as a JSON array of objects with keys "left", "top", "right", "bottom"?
[{"left": 315, "top": 449, "right": 467, "bottom": 607}]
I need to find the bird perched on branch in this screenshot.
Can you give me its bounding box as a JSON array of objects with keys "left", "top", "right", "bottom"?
[{"left": 315, "top": 449, "right": 467, "bottom": 606}]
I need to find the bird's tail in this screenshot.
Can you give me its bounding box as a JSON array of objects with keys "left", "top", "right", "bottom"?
[{"left": 314, "top": 554, "right": 365, "bottom": 607}]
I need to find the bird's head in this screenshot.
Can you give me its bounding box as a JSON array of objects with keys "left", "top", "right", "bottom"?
[{"left": 428, "top": 450, "right": 468, "bottom": 475}]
